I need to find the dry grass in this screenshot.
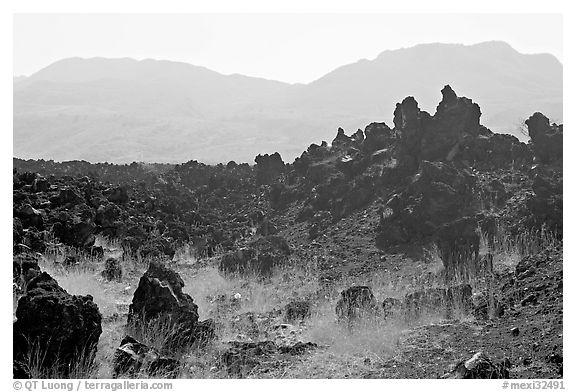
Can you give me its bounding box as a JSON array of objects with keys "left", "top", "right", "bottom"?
[
  {"left": 19, "top": 336, "right": 100, "bottom": 379},
  {"left": 14, "top": 221, "right": 562, "bottom": 379},
  {"left": 480, "top": 223, "right": 560, "bottom": 271}
]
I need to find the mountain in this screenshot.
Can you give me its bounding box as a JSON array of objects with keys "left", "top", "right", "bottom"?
[{"left": 13, "top": 41, "right": 562, "bottom": 163}]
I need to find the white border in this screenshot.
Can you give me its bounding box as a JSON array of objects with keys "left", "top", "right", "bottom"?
[{"left": 2, "top": 2, "right": 571, "bottom": 390}]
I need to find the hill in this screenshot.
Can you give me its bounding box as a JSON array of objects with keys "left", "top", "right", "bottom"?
[{"left": 13, "top": 42, "right": 562, "bottom": 163}]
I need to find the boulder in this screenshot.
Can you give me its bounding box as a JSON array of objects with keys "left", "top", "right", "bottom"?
[
  {"left": 50, "top": 187, "right": 85, "bottom": 207},
  {"left": 221, "top": 340, "right": 317, "bottom": 377},
  {"left": 95, "top": 203, "right": 122, "bottom": 228},
  {"left": 13, "top": 272, "right": 102, "bottom": 377},
  {"left": 219, "top": 248, "right": 259, "bottom": 275},
  {"left": 127, "top": 262, "right": 210, "bottom": 349},
  {"left": 284, "top": 300, "right": 312, "bottom": 322},
  {"left": 112, "top": 336, "right": 180, "bottom": 378},
  {"left": 219, "top": 236, "right": 291, "bottom": 276},
  {"left": 15, "top": 204, "right": 45, "bottom": 230},
  {"left": 107, "top": 185, "right": 130, "bottom": 204},
  {"left": 335, "top": 286, "right": 378, "bottom": 321},
  {"left": 101, "top": 257, "right": 123, "bottom": 282},
  {"left": 442, "top": 352, "right": 510, "bottom": 379},
  {"left": 404, "top": 283, "right": 473, "bottom": 320},
  {"left": 52, "top": 211, "right": 96, "bottom": 249}
]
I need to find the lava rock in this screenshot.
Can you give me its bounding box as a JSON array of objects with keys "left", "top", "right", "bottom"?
[
  {"left": 442, "top": 352, "right": 510, "bottom": 379},
  {"left": 255, "top": 152, "right": 285, "bottom": 184},
  {"left": 335, "top": 286, "right": 378, "bottom": 321},
  {"left": 435, "top": 216, "right": 480, "bottom": 282},
  {"left": 526, "top": 112, "right": 563, "bottom": 164},
  {"left": 13, "top": 272, "right": 102, "bottom": 377},
  {"left": 101, "top": 257, "right": 123, "bottom": 282},
  {"left": 404, "top": 283, "right": 473, "bottom": 320},
  {"left": 127, "top": 262, "right": 210, "bottom": 349},
  {"left": 284, "top": 300, "right": 312, "bottom": 322},
  {"left": 112, "top": 336, "right": 180, "bottom": 378}
]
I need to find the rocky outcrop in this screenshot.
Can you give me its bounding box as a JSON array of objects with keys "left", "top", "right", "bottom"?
[
  {"left": 392, "top": 85, "right": 481, "bottom": 173},
  {"left": 526, "top": 112, "right": 563, "bottom": 164},
  {"left": 376, "top": 161, "right": 476, "bottom": 247},
  {"left": 527, "top": 167, "right": 563, "bottom": 234},
  {"left": 255, "top": 152, "right": 285, "bottom": 184},
  {"left": 14, "top": 86, "right": 560, "bottom": 262},
  {"left": 13, "top": 272, "right": 102, "bottom": 377},
  {"left": 458, "top": 127, "right": 531, "bottom": 169}
]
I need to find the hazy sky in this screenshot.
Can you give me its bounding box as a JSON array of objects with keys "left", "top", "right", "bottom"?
[{"left": 14, "top": 13, "right": 562, "bottom": 83}]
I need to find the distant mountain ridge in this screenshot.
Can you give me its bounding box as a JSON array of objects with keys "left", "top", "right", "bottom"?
[{"left": 14, "top": 41, "right": 562, "bottom": 163}]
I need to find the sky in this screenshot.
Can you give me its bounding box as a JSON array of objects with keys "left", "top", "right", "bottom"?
[{"left": 13, "top": 13, "right": 563, "bottom": 84}]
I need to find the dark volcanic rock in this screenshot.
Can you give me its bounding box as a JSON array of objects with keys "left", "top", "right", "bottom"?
[
  {"left": 442, "top": 352, "right": 510, "bottom": 379},
  {"left": 526, "top": 112, "right": 563, "bottom": 164},
  {"left": 112, "top": 336, "right": 180, "bottom": 378},
  {"left": 13, "top": 253, "right": 41, "bottom": 287},
  {"left": 376, "top": 161, "right": 476, "bottom": 247},
  {"left": 527, "top": 168, "right": 563, "bottom": 234},
  {"left": 127, "top": 262, "right": 211, "bottom": 349},
  {"left": 459, "top": 127, "right": 531, "bottom": 169},
  {"left": 13, "top": 272, "right": 102, "bottom": 377},
  {"left": 219, "top": 248, "right": 259, "bottom": 275},
  {"left": 101, "top": 257, "right": 123, "bottom": 282},
  {"left": 362, "top": 122, "right": 396, "bottom": 152},
  {"left": 391, "top": 85, "right": 481, "bottom": 173},
  {"left": 219, "top": 235, "right": 291, "bottom": 276},
  {"left": 255, "top": 152, "right": 285, "bottom": 184},
  {"left": 283, "top": 300, "right": 312, "bottom": 322},
  {"left": 335, "top": 286, "right": 378, "bottom": 321},
  {"left": 404, "top": 283, "right": 473, "bottom": 320},
  {"left": 107, "top": 185, "right": 130, "bottom": 204},
  {"left": 419, "top": 85, "right": 481, "bottom": 163},
  {"left": 52, "top": 210, "right": 96, "bottom": 249},
  {"left": 221, "top": 340, "right": 317, "bottom": 377},
  {"left": 382, "top": 297, "right": 403, "bottom": 318},
  {"left": 435, "top": 216, "right": 481, "bottom": 282},
  {"left": 15, "top": 204, "right": 45, "bottom": 230}
]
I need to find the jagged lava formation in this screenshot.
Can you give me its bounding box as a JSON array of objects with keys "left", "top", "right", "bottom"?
[{"left": 13, "top": 86, "right": 562, "bottom": 378}]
